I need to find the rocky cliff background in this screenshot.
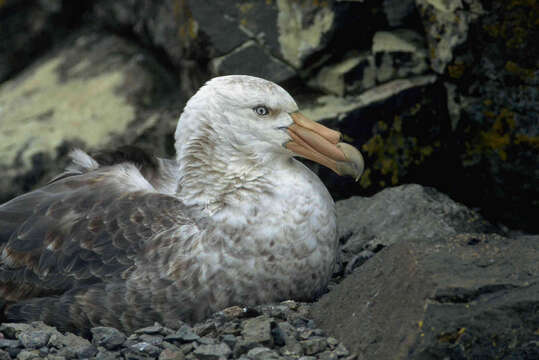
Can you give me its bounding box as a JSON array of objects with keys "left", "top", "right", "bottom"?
[{"left": 0, "top": 1, "right": 538, "bottom": 359}]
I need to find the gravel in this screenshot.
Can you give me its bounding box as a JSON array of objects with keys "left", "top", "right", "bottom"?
[{"left": 0, "top": 301, "right": 355, "bottom": 360}]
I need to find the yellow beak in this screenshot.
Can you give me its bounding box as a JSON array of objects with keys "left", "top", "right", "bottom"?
[{"left": 286, "top": 112, "right": 364, "bottom": 181}]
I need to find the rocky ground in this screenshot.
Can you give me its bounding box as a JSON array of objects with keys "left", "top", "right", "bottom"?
[{"left": 0, "top": 0, "right": 537, "bottom": 359}]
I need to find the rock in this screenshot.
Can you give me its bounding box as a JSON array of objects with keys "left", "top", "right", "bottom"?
[
  {"left": 0, "top": 338, "right": 21, "bottom": 351},
  {"left": 15, "top": 349, "right": 40, "bottom": 360},
  {"left": 317, "top": 350, "right": 338, "bottom": 360},
  {"left": 309, "top": 29, "right": 428, "bottom": 97},
  {"left": 0, "top": 0, "right": 90, "bottom": 82},
  {"left": 91, "top": 327, "right": 127, "bottom": 350},
  {"left": 17, "top": 331, "right": 50, "bottom": 349},
  {"left": 241, "top": 316, "right": 274, "bottom": 347},
  {"left": 192, "top": 343, "right": 231, "bottom": 360},
  {"left": 415, "top": 0, "right": 484, "bottom": 73},
  {"left": 134, "top": 323, "right": 165, "bottom": 335},
  {"left": 383, "top": 0, "right": 417, "bottom": 27},
  {"left": 246, "top": 347, "right": 281, "bottom": 360},
  {"left": 300, "top": 337, "right": 327, "bottom": 356},
  {"left": 441, "top": 0, "right": 539, "bottom": 232},
  {"left": 0, "top": 29, "right": 180, "bottom": 204},
  {"left": 210, "top": 41, "right": 295, "bottom": 84},
  {"left": 129, "top": 342, "right": 162, "bottom": 357},
  {"left": 301, "top": 74, "right": 437, "bottom": 122},
  {"left": 371, "top": 30, "right": 428, "bottom": 83},
  {"left": 53, "top": 332, "right": 97, "bottom": 359},
  {"left": 311, "top": 231, "right": 539, "bottom": 359},
  {"left": 159, "top": 348, "right": 185, "bottom": 360},
  {"left": 165, "top": 325, "right": 200, "bottom": 343},
  {"left": 336, "top": 184, "right": 496, "bottom": 265}
]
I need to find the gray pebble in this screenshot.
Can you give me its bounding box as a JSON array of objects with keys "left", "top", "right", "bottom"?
[
  {"left": 135, "top": 323, "right": 164, "bottom": 335},
  {"left": 16, "top": 349, "right": 40, "bottom": 360},
  {"left": 0, "top": 338, "right": 21, "bottom": 350},
  {"left": 18, "top": 331, "right": 50, "bottom": 349},
  {"left": 159, "top": 348, "right": 186, "bottom": 360},
  {"left": 300, "top": 337, "right": 327, "bottom": 355},
  {"left": 91, "top": 327, "right": 127, "bottom": 350},
  {"left": 130, "top": 341, "right": 162, "bottom": 356},
  {"left": 193, "top": 343, "right": 231, "bottom": 360}
]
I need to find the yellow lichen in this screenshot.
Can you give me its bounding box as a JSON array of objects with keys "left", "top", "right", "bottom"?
[
  {"left": 359, "top": 168, "right": 372, "bottom": 188},
  {"left": 361, "top": 114, "right": 440, "bottom": 189},
  {"left": 448, "top": 62, "right": 466, "bottom": 79},
  {"left": 438, "top": 328, "right": 466, "bottom": 343},
  {"left": 175, "top": 0, "right": 198, "bottom": 40},
  {"left": 0, "top": 56, "right": 136, "bottom": 170},
  {"left": 505, "top": 61, "right": 536, "bottom": 81},
  {"left": 483, "top": 0, "right": 539, "bottom": 50},
  {"left": 464, "top": 107, "right": 538, "bottom": 162}
]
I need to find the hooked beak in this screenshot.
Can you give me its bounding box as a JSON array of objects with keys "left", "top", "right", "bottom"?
[{"left": 285, "top": 112, "right": 364, "bottom": 181}]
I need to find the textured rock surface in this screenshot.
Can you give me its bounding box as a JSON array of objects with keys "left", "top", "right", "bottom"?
[
  {"left": 0, "top": 30, "right": 181, "bottom": 203},
  {"left": 312, "top": 185, "right": 539, "bottom": 359},
  {"left": 334, "top": 184, "right": 497, "bottom": 270}
]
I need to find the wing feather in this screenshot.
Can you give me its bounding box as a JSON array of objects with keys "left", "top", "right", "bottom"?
[{"left": 0, "top": 162, "right": 193, "bottom": 306}]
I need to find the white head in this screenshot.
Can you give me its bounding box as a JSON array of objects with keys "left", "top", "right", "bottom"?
[{"left": 174, "top": 75, "right": 364, "bottom": 185}]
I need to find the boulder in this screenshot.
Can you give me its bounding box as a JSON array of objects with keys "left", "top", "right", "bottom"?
[
  {"left": 0, "top": 30, "right": 181, "bottom": 203},
  {"left": 335, "top": 184, "right": 496, "bottom": 269},
  {"left": 0, "top": 0, "right": 90, "bottom": 82},
  {"left": 312, "top": 185, "right": 539, "bottom": 359}
]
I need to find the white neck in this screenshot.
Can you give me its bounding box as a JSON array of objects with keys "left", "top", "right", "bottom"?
[{"left": 174, "top": 118, "right": 288, "bottom": 216}]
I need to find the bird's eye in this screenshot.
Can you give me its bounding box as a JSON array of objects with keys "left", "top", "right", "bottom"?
[{"left": 254, "top": 106, "right": 269, "bottom": 116}]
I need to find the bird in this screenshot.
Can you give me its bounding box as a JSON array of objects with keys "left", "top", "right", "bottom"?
[{"left": 0, "top": 75, "right": 364, "bottom": 336}]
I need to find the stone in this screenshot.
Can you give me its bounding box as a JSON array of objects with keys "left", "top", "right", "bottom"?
[
  {"left": 139, "top": 334, "right": 163, "bottom": 346},
  {"left": 371, "top": 30, "right": 428, "bottom": 83},
  {"left": 130, "top": 342, "right": 161, "bottom": 357},
  {"left": 134, "top": 323, "right": 165, "bottom": 335},
  {"left": 311, "top": 231, "right": 539, "bottom": 359},
  {"left": 246, "top": 347, "right": 281, "bottom": 360},
  {"left": 317, "top": 350, "right": 338, "bottom": 360},
  {"left": 336, "top": 184, "right": 496, "bottom": 266},
  {"left": 17, "top": 331, "right": 50, "bottom": 349},
  {"left": 91, "top": 327, "right": 127, "bottom": 350},
  {"left": 15, "top": 349, "right": 40, "bottom": 360},
  {"left": 0, "top": 0, "right": 88, "bottom": 83},
  {"left": 159, "top": 348, "right": 185, "bottom": 360},
  {"left": 220, "top": 334, "right": 237, "bottom": 349},
  {"left": 300, "top": 337, "right": 327, "bottom": 356},
  {"left": 54, "top": 333, "right": 97, "bottom": 359},
  {"left": 241, "top": 316, "right": 274, "bottom": 346},
  {"left": 0, "top": 339, "right": 21, "bottom": 350},
  {"left": 415, "top": 0, "right": 484, "bottom": 73},
  {"left": 0, "top": 349, "right": 10, "bottom": 360},
  {"left": 383, "top": 0, "right": 416, "bottom": 27},
  {"left": 192, "top": 343, "right": 231, "bottom": 360},
  {"left": 0, "top": 29, "right": 179, "bottom": 204},
  {"left": 210, "top": 41, "right": 295, "bottom": 84},
  {"left": 165, "top": 325, "right": 200, "bottom": 343}
]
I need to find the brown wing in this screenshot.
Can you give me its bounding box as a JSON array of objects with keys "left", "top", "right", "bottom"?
[{"left": 0, "top": 163, "right": 196, "bottom": 334}]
